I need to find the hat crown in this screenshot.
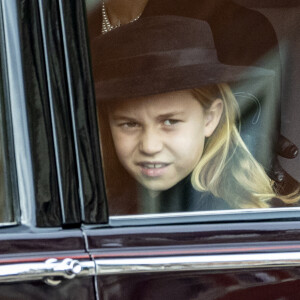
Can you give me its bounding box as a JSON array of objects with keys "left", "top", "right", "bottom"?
[
  {"left": 93, "top": 15, "right": 274, "bottom": 101},
  {"left": 95, "top": 16, "right": 215, "bottom": 62}
]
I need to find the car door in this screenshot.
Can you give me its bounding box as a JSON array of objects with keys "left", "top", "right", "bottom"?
[
  {"left": 82, "top": 0, "right": 300, "bottom": 299},
  {"left": 0, "top": 0, "right": 108, "bottom": 298}
]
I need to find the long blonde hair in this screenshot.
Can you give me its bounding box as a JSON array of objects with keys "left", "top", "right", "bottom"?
[{"left": 191, "top": 83, "right": 299, "bottom": 209}]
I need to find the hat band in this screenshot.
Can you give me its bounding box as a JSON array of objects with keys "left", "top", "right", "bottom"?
[{"left": 97, "top": 48, "right": 219, "bottom": 80}]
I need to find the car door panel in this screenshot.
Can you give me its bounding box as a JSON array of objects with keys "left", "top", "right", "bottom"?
[
  {"left": 0, "top": 278, "right": 95, "bottom": 300},
  {"left": 0, "top": 227, "right": 96, "bottom": 299},
  {"left": 86, "top": 221, "right": 300, "bottom": 299},
  {"left": 97, "top": 271, "right": 300, "bottom": 300}
]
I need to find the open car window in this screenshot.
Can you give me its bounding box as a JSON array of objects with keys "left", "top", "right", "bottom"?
[{"left": 85, "top": 0, "right": 300, "bottom": 220}]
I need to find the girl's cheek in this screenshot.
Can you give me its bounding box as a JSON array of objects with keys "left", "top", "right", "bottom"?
[
  {"left": 168, "top": 128, "right": 192, "bottom": 145},
  {"left": 115, "top": 134, "right": 137, "bottom": 156},
  {"left": 111, "top": 129, "right": 126, "bottom": 151}
]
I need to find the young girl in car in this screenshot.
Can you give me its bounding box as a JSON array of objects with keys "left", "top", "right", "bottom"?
[{"left": 93, "top": 16, "right": 299, "bottom": 214}]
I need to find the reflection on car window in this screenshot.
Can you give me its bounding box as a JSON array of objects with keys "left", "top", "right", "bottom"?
[{"left": 86, "top": 0, "right": 300, "bottom": 216}]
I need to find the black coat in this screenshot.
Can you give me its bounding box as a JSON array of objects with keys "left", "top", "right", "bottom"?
[{"left": 139, "top": 175, "right": 232, "bottom": 213}]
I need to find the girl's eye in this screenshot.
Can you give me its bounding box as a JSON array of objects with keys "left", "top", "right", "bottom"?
[
  {"left": 163, "top": 119, "right": 180, "bottom": 126},
  {"left": 120, "top": 121, "right": 139, "bottom": 128}
]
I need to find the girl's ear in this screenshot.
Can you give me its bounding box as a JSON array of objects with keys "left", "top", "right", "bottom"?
[{"left": 204, "top": 98, "right": 223, "bottom": 137}]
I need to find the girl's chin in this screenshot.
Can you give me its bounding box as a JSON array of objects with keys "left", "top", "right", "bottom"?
[{"left": 138, "top": 180, "right": 175, "bottom": 193}]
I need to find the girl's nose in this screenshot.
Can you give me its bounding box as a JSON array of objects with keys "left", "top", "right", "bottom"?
[{"left": 139, "top": 128, "right": 163, "bottom": 155}]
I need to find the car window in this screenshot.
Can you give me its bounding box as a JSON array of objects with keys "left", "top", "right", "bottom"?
[{"left": 85, "top": 0, "right": 300, "bottom": 217}]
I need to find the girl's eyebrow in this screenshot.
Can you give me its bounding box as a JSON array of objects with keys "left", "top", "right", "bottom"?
[
  {"left": 110, "top": 114, "right": 138, "bottom": 121},
  {"left": 156, "top": 112, "right": 185, "bottom": 119},
  {"left": 110, "top": 111, "right": 185, "bottom": 122}
]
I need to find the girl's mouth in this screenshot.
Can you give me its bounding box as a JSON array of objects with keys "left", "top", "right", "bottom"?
[{"left": 137, "top": 162, "right": 170, "bottom": 177}]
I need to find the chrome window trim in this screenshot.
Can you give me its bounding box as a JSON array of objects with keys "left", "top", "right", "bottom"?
[
  {"left": 95, "top": 251, "right": 300, "bottom": 275},
  {"left": 0, "top": 221, "right": 17, "bottom": 228},
  {"left": 109, "top": 207, "right": 300, "bottom": 226},
  {"left": 1, "top": 252, "right": 300, "bottom": 283}
]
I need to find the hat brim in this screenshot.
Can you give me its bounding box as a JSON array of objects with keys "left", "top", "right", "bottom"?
[{"left": 95, "top": 63, "right": 274, "bottom": 101}]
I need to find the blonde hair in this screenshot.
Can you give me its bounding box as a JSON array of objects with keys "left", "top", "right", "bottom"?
[{"left": 191, "top": 83, "right": 299, "bottom": 209}]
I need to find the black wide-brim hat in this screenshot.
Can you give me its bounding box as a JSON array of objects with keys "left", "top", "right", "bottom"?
[{"left": 92, "top": 16, "right": 274, "bottom": 101}]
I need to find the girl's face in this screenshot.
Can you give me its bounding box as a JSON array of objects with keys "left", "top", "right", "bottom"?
[{"left": 108, "top": 90, "right": 223, "bottom": 192}]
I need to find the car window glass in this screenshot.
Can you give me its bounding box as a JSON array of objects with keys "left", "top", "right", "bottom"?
[
  {"left": 0, "top": 95, "right": 15, "bottom": 224},
  {"left": 85, "top": 0, "right": 300, "bottom": 216}
]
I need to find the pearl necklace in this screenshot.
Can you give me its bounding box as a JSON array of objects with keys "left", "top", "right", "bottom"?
[{"left": 101, "top": 1, "right": 141, "bottom": 34}]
